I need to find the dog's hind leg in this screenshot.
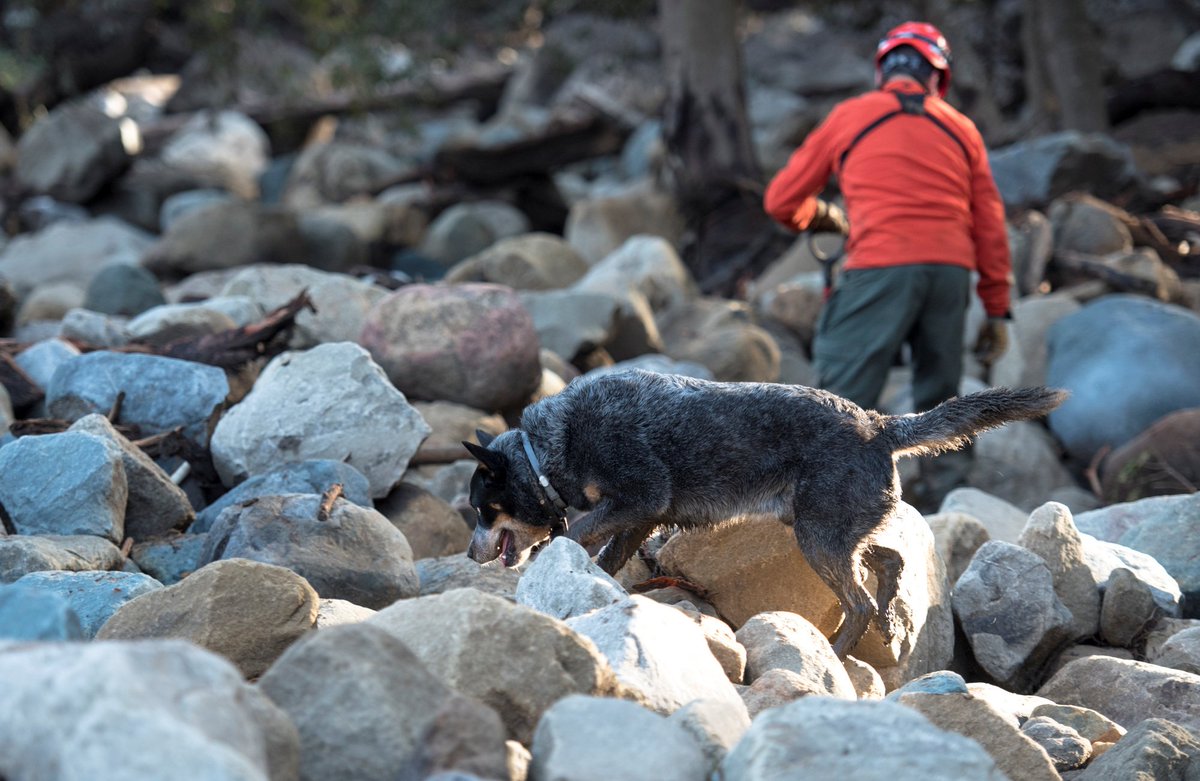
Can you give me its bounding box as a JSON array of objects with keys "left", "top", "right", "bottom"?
[
  {"left": 863, "top": 544, "right": 904, "bottom": 644},
  {"left": 794, "top": 527, "right": 877, "bottom": 658},
  {"left": 595, "top": 523, "right": 655, "bottom": 575}
]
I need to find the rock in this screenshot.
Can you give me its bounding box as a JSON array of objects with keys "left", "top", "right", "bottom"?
[
  {"left": 97, "top": 558, "right": 319, "bottom": 678},
  {"left": 566, "top": 595, "right": 746, "bottom": 716},
  {"left": 421, "top": 201, "right": 531, "bottom": 267},
  {"left": 294, "top": 212, "right": 369, "bottom": 273},
  {"left": 667, "top": 698, "right": 750, "bottom": 772},
  {"left": 0, "top": 535, "right": 124, "bottom": 583},
  {"left": 1079, "top": 533, "right": 1183, "bottom": 616},
  {"left": 1144, "top": 618, "right": 1200, "bottom": 660},
  {"left": 200, "top": 493, "right": 418, "bottom": 610},
  {"left": 1019, "top": 502, "right": 1102, "bottom": 642},
  {"left": 60, "top": 307, "right": 132, "bottom": 347},
  {"left": 0, "top": 639, "right": 298, "bottom": 781},
  {"left": 520, "top": 289, "right": 621, "bottom": 361},
  {"left": 1020, "top": 716, "right": 1091, "bottom": 772},
  {"left": 1072, "top": 718, "right": 1200, "bottom": 780},
  {"left": 1147, "top": 626, "right": 1200, "bottom": 675},
  {"left": 953, "top": 540, "right": 1075, "bottom": 692},
  {"left": 409, "top": 401, "right": 507, "bottom": 455},
  {"left": 674, "top": 604, "right": 747, "bottom": 684},
  {"left": 259, "top": 623, "right": 509, "bottom": 781},
  {"left": 1049, "top": 194, "right": 1134, "bottom": 256},
  {"left": 143, "top": 201, "right": 308, "bottom": 278},
  {"left": 16, "top": 282, "right": 86, "bottom": 325},
  {"left": 1046, "top": 295, "right": 1200, "bottom": 463},
  {"left": 415, "top": 554, "right": 521, "bottom": 601},
  {"left": 374, "top": 483, "right": 471, "bottom": 560},
  {"left": 1038, "top": 655, "right": 1200, "bottom": 735},
  {"left": 211, "top": 343, "right": 429, "bottom": 498},
  {"left": 1100, "top": 407, "right": 1200, "bottom": 504},
  {"left": 926, "top": 511, "right": 990, "bottom": 585},
  {"left": 125, "top": 302, "right": 237, "bottom": 346},
  {"left": 895, "top": 691, "right": 1060, "bottom": 781},
  {"left": 968, "top": 421, "right": 1077, "bottom": 511},
  {"left": 160, "top": 188, "right": 235, "bottom": 232},
  {"left": 307, "top": 201, "right": 427, "bottom": 249},
  {"left": 1075, "top": 492, "right": 1200, "bottom": 610},
  {"left": 69, "top": 413, "right": 195, "bottom": 539},
  {"left": 586, "top": 353, "right": 714, "bottom": 381},
  {"left": 1099, "top": 567, "right": 1161, "bottom": 648},
  {"left": 1007, "top": 210, "right": 1054, "bottom": 296},
  {"left": 657, "top": 505, "right": 954, "bottom": 690},
  {"left": 515, "top": 537, "right": 627, "bottom": 620},
  {"left": 718, "top": 698, "right": 1007, "bottom": 780},
  {"left": 159, "top": 110, "right": 270, "bottom": 199},
  {"left": 657, "top": 298, "right": 781, "bottom": 382},
  {"left": 1030, "top": 703, "right": 1126, "bottom": 744},
  {"left": 193, "top": 459, "right": 373, "bottom": 534},
  {"left": 12, "top": 570, "right": 161, "bottom": 638},
  {"left": 0, "top": 430, "right": 127, "bottom": 542},
  {"left": 844, "top": 655, "right": 886, "bottom": 699},
  {"left": 130, "top": 532, "right": 207, "bottom": 584},
  {"left": 368, "top": 588, "right": 623, "bottom": 743},
  {"left": 0, "top": 583, "right": 84, "bottom": 640},
  {"left": 15, "top": 101, "right": 131, "bottom": 202},
  {"left": 757, "top": 274, "right": 825, "bottom": 347},
  {"left": 447, "top": 232, "right": 589, "bottom": 290},
  {"left": 573, "top": 234, "right": 695, "bottom": 313},
  {"left": 564, "top": 186, "right": 685, "bottom": 265},
  {"left": 939, "top": 487, "right": 1029, "bottom": 544},
  {"left": 0, "top": 217, "right": 153, "bottom": 298},
  {"left": 315, "top": 598, "right": 376, "bottom": 629},
  {"left": 992, "top": 294, "right": 1082, "bottom": 390},
  {"left": 888, "top": 669, "right": 970, "bottom": 698},
  {"left": 530, "top": 694, "right": 708, "bottom": 781},
  {"left": 734, "top": 611, "right": 857, "bottom": 698},
  {"left": 47, "top": 351, "right": 229, "bottom": 444},
  {"left": 360, "top": 283, "right": 542, "bottom": 410},
  {"left": 989, "top": 132, "right": 1139, "bottom": 208},
  {"left": 283, "top": 142, "right": 413, "bottom": 208},
  {"left": 83, "top": 263, "right": 166, "bottom": 317},
  {"left": 738, "top": 668, "right": 813, "bottom": 717}
]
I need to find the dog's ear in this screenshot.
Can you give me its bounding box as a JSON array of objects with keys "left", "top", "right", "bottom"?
[
  {"left": 474, "top": 429, "right": 496, "bottom": 448},
  {"left": 463, "top": 440, "right": 505, "bottom": 474}
]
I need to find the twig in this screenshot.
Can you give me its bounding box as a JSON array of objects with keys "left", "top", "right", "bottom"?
[
  {"left": 119, "top": 537, "right": 134, "bottom": 559},
  {"left": 317, "top": 483, "right": 345, "bottom": 522},
  {"left": 106, "top": 391, "right": 126, "bottom": 424}
]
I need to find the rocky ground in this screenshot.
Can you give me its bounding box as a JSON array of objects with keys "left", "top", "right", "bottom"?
[{"left": 2, "top": 4, "right": 1200, "bottom": 781}]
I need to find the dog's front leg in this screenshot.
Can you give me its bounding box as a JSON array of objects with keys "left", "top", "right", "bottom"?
[
  {"left": 595, "top": 524, "right": 655, "bottom": 575},
  {"left": 566, "top": 499, "right": 660, "bottom": 570}
]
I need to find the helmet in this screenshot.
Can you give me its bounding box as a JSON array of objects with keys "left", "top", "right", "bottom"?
[{"left": 875, "top": 22, "right": 953, "bottom": 98}]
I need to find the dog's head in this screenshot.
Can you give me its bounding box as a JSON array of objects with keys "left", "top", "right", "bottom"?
[{"left": 462, "top": 429, "right": 558, "bottom": 568}]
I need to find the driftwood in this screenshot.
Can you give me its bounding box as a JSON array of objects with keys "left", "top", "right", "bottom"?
[
  {"left": 317, "top": 484, "right": 345, "bottom": 523},
  {"left": 1051, "top": 250, "right": 1166, "bottom": 298}
]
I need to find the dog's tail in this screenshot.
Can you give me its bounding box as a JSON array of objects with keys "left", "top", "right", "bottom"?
[{"left": 880, "top": 386, "right": 1068, "bottom": 458}]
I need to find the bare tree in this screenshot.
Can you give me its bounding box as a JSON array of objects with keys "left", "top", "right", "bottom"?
[{"left": 658, "top": 0, "right": 787, "bottom": 295}]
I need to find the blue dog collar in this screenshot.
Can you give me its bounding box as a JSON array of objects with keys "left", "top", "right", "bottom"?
[{"left": 519, "top": 429, "right": 570, "bottom": 522}]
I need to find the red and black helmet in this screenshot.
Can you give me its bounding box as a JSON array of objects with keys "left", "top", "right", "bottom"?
[{"left": 875, "top": 22, "right": 953, "bottom": 98}]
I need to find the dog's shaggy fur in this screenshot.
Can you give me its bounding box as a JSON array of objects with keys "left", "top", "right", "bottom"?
[{"left": 464, "top": 369, "right": 1066, "bottom": 657}]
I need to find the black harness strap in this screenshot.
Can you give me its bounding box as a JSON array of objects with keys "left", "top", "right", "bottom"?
[{"left": 839, "top": 92, "right": 970, "bottom": 169}]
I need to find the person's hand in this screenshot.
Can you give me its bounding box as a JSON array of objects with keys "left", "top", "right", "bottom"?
[
  {"left": 809, "top": 199, "right": 849, "bottom": 236},
  {"left": 974, "top": 317, "right": 1009, "bottom": 365}
]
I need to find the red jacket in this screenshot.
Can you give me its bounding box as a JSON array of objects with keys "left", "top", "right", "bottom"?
[{"left": 764, "top": 81, "right": 1012, "bottom": 317}]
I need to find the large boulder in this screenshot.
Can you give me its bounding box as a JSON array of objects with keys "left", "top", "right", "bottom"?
[
  {"left": 1037, "top": 655, "right": 1200, "bottom": 735},
  {"left": 1018, "top": 503, "right": 1102, "bottom": 642},
  {"left": 15, "top": 101, "right": 131, "bottom": 203},
  {"left": 989, "top": 132, "right": 1139, "bottom": 208},
  {"left": 564, "top": 188, "right": 685, "bottom": 265},
  {"left": 572, "top": 234, "right": 696, "bottom": 313},
  {"left": 359, "top": 283, "right": 541, "bottom": 410},
  {"left": 414, "top": 554, "right": 521, "bottom": 601},
  {"left": 1100, "top": 407, "right": 1200, "bottom": 503},
  {"left": 516, "top": 537, "right": 627, "bottom": 621},
  {"left": 421, "top": 201, "right": 531, "bottom": 268},
  {"left": 0, "top": 217, "right": 153, "bottom": 298},
  {"left": 734, "top": 611, "right": 857, "bottom": 699},
  {"left": 211, "top": 342, "right": 429, "bottom": 497},
  {"left": 446, "top": 232, "right": 589, "bottom": 290},
  {"left": 1075, "top": 718, "right": 1200, "bottom": 780},
  {"left": 1045, "top": 295, "right": 1200, "bottom": 463},
  {"left": 0, "top": 535, "right": 124, "bottom": 583},
  {"left": 1079, "top": 533, "right": 1184, "bottom": 617},
  {"left": 12, "top": 570, "right": 162, "bottom": 638},
  {"left": 967, "top": 421, "right": 1077, "bottom": 511},
  {"left": 143, "top": 202, "right": 308, "bottom": 278},
  {"left": 373, "top": 483, "right": 471, "bottom": 560}
]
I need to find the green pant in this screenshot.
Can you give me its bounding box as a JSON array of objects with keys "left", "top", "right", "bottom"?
[{"left": 813, "top": 264, "right": 971, "bottom": 412}]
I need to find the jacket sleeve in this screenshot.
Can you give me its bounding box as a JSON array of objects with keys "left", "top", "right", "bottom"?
[
  {"left": 967, "top": 132, "right": 1014, "bottom": 317},
  {"left": 763, "top": 107, "right": 842, "bottom": 231}
]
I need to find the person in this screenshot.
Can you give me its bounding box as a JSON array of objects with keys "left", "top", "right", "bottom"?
[{"left": 763, "top": 21, "right": 1012, "bottom": 507}]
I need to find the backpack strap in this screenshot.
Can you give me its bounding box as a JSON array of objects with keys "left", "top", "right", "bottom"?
[{"left": 839, "top": 92, "right": 971, "bottom": 169}]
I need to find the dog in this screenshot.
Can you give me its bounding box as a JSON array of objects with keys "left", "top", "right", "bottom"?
[{"left": 463, "top": 369, "right": 1066, "bottom": 657}]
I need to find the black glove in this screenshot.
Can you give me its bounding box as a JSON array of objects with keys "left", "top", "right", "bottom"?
[
  {"left": 810, "top": 199, "right": 849, "bottom": 236},
  {"left": 974, "top": 317, "right": 1009, "bottom": 366}
]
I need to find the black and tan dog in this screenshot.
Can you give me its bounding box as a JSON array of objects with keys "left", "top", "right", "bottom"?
[{"left": 464, "top": 369, "right": 1066, "bottom": 657}]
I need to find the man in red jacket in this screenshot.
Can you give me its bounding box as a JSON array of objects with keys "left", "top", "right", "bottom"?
[{"left": 764, "top": 22, "right": 1012, "bottom": 505}]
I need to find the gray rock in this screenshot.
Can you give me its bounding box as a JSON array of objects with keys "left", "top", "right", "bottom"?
[
  {"left": 1019, "top": 502, "right": 1101, "bottom": 642},
  {"left": 83, "top": 263, "right": 166, "bottom": 317},
  {"left": 69, "top": 414, "right": 195, "bottom": 540},
  {"left": 519, "top": 289, "right": 621, "bottom": 362},
  {"left": 125, "top": 302, "right": 237, "bottom": 346},
  {"left": 193, "top": 459, "right": 373, "bottom": 534},
  {"left": 447, "top": 232, "right": 589, "bottom": 290},
  {"left": 160, "top": 188, "right": 235, "bottom": 232},
  {"left": 295, "top": 212, "right": 368, "bottom": 274},
  {"left": 1046, "top": 295, "right": 1200, "bottom": 463},
  {"left": 259, "top": 623, "right": 509, "bottom": 781},
  {"left": 367, "top": 588, "right": 624, "bottom": 743},
  {"left": 16, "top": 282, "right": 85, "bottom": 326},
  {"left": 60, "top": 307, "right": 132, "bottom": 347},
  {"left": 0, "top": 534, "right": 125, "bottom": 583},
  {"left": 1037, "top": 655, "right": 1200, "bottom": 736},
  {"left": 0, "top": 583, "right": 84, "bottom": 640},
  {"left": 1100, "top": 567, "right": 1161, "bottom": 648},
  {"left": 939, "top": 487, "right": 1029, "bottom": 543},
  {"left": 516, "top": 537, "right": 627, "bottom": 620},
  {"left": 739, "top": 668, "right": 823, "bottom": 718},
  {"left": 1049, "top": 194, "right": 1134, "bottom": 256},
  {"left": 530, "top": 695, "right": 709, "bottom": 781},
  {"left": 0, "top": 217, "right": 153, "bottom": 298},
  {"left": 13, "top": 339, "right": 81, "bottom": 393},
  {"left": 674, "top": 605, "right": 746, "bottom": 684},
  {"left": 13, "top": 570, "right": 162, "bottom": 638},
  {"left": 0, "top": 430, "right": 127, "bottom": 542},
  {"left": 415, "top": 553, "right": 521, "bottom": 601},
  {"left": 218, "top": 264, "right": 385, "bottom": 347},
  {"left": 968, "top": 421, "right": 1077, "bottom": 511},
  {"left": 211, "top": 343, "right": 428, "bottom": 498},
  {"left": 953, "top": 540, "right": 1075, "bottom": 692},
  {"left": 1147, "top": 626, "right": 1200, "bottom": 675},
  {"left": 130, "top": 532, "right": 207, "bottom": 584},
  {"left": 735, "top": 611, "right": 857, "bottom": 699},
  {"left": 315, "top": 598, "right": 376, "bottom": 629},
  {"left": 421, "top": 201, "right": 531, "bottom": 267},
  {"left": 408, "top": 401, "right": 506, "bottom": 455},
  {"left": 989, "top": 132, "right": 1139, "bottom": 208},
  {"left": 657, "top": 298, "right": 781, "bottom": 383},
  {"left": 991, "top": 293, "right": 1081, "bottom": 389},
  {"left": 0, "top": 639, "right": 297, "bottom": 781},
  {"left": 143, "top": 201, "right": 307, "bottom": 278},
  {"left": 97, "top": 558, "right": 319, "bottom": 678},
  {"left": 199, "top": 493, "right": 418, "bottom": 610},
  {"left": 719, "top": 698, "right": 1008, "bottom": 781},
  {"left": 1079, "top": 533, "right": 1183, "bottom": 616},
  {"left": 1020, "top": 716, "right": 1090, "bottom": 772},
  {"left": 159, "top": 110, "right": 270, "bottom": 199},
  {"left": 573, "top": 234, "right": 696, "bottom": 313},
  {"left": 1143, "top": 617, "right": 1200, "bottom": 661},
  {"left": 565, "top": 595, "right": 748, "bottom": 716},
  {"left": 47, "top": 351, "right": 230, "bottom": 444},
  {"left": 360, "top": 283, "right": 542, "bottom": 410},
  {"left": 926, "top": 511, "right": 990, "bottom": 585},
  {"left": 283, "top": 141, "right": 411, "bottom": 208},
  {"left": 667, "top": 698, "right": 750, "bottom": 772},
  {"left": 564, "top": 188, "right": 685, "bottom": 265},
  {"left": 1029, "top": 703, "right": 1126, "bottom": 744},
  {"left": 1072, "top": 718, "right": 1200, "bottom": 781},
  {"left": 887, "top": 669, "right": 970, "bottom": 698},
  {"left": 16, "top": 101, "right": 131, "bottom": 202},
  {"left": 374, "top": 482, "right": 471, "bottom": 560}
]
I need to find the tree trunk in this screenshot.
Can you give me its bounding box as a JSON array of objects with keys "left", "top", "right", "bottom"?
[
  {"left": 658, "top": 0, "right": 787, "bottom": 295},
  {"left": 1023, "top": 0, "right": 1108, "bottom": 132}
]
